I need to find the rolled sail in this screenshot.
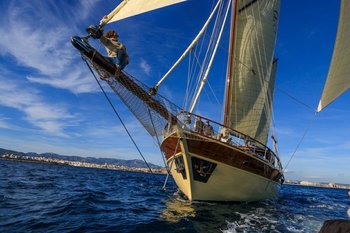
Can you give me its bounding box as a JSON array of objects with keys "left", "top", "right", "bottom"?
[
  {"left": 225, "top": 0, "right": 280, "bottom": 144},
  {"left": 317, "top": 0, "right": 350, "bottom": 112}
]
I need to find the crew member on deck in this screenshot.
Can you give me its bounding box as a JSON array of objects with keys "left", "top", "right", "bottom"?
[
  {"left": 203, "top": 120, "right": 214, "bottom": 137},
  {"left": 100, "top": 30, "right": 129, "bottom": 70},
  {"left": 194, "top": 116, "right": 204, "bottom": 134}
]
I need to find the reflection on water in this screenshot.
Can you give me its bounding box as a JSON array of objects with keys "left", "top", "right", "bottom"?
[
  {"left": 161, "top": 196, "right": 196, "bottom": 223},
  {"left": 160, "top": 194, "right": 250, "bottom": 232}
]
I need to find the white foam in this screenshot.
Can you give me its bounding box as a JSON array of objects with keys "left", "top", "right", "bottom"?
[
  {"left": 309, "top": 204, "right": 334, "bottom": 210},
  {"left": 222, "top": 211, "right": 282, "bottom": 233},
  {"left": 222, "top": 212, "right": 325, "bottom": 233},
  {"left": 286, "top": 226, "right": 307, "bottom": 233},
  {"left": 221, "top": 221, "right": 238, "bottom": 233}
]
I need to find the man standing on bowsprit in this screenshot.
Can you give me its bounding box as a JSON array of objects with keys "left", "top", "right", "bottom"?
[{"left": 99, "top": 30, "right": 129, "bottom": 70}]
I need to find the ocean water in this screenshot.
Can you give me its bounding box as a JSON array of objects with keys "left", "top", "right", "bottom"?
[{"left": 0, "top": 159, "right": 349, "bottom": 233}]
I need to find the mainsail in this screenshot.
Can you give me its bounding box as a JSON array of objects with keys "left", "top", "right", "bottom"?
[
  {"left": 317, "top": 0, "right": 350, "bottom": 112},
  {"left": 224, "top": 0, "right": 280, "bottom": 144},
  {"left": 104, "top": 0, "right": 187, "bottom": 24}
]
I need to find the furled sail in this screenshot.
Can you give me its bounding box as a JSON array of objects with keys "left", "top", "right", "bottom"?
[
  {"left": 317, "top": 0, "right": 350, "bottom": 112},
  {"left": 105, "top": 0, "right": 187, "bottom": 24},
  {"left": 224, "top": 0, "right": 280, "bottom": 144}
]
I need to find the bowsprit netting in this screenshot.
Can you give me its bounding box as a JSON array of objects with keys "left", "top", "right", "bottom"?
[{"left": 84, "top": 54, "right": 182, "bottom": 137}]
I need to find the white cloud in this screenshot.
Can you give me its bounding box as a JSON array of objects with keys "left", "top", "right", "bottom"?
[
  {"left": 75, "top": 0, "right": 103, "bottom": 22},
  {"left": 0, "top": 78, "right": 75, "bottom": 137},
  {"left": 275, "top": 126, "right": 298, "bottom": 137},
  {"left": 0, "top": 1, "right": 101, "bottom": 94},
  {"left": 26, "top": 66, "right": 100, "bottom": 94},
  {"left": 0, "top": 116, "right": 11, "bottom": 129},
  {"left": 140, "top": 59, "right": 152, "bottom": 76},
  {"left": 0, "top": 5, "right": 72, "bottom": 74},
  {"left": 307, "top": 175, "right": 324, "bottom": 179}
]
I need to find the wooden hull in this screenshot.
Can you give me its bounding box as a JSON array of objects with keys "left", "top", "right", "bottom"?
[{"left": 161, "top": 130, "right": 283, "bottom": 202}]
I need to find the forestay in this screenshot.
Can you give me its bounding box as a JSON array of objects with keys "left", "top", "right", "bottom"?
[{"left": 317, "top": 0, "right": 350, "bottom": 112}]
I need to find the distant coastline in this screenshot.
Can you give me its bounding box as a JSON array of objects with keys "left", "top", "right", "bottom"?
[
  {"left": 1, "top": 148, "right": 349, "bottom": 189},
  {"left": 0, "top": 148, "right": 167, "bottom": 174},
  {"left": 284, "top": 180, "right": 350, "bottom": 190}
]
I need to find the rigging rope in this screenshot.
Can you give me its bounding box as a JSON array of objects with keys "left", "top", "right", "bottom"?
[
  {"left": 283, "top": 112, "right": 318, "bottom": 172},
  {"left": 275, "top": 85, "right": 319, "bottom": 171},
  {"left": 161, "top": 137, "right": 181, "bottom": 191},
  {"left": 277, "top": 87, "right": 316, "bottom": 112},
  {"left": 82, "top": 57, "right": 156, "bottom": 176},
  {"left": 189, "top": 0, "right": 225, "bottom": 111},
  {"left": 146, "top": 107, "right": 169, "bottom": 172},
  {"left": 183, "top": 51, "right": 192, "bottom": 109},
  {"left": 207, "top": 80, "right": 223, "bottom": 108}
]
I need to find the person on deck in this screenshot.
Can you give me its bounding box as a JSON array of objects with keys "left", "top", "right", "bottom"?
[
  {"left": 194, "top": 116, "right": 204, "bottom": 134},
  {"left": 100, "top": 30, "right": 129, "bottom": 70},
  {"left": 203, "top": 120, "right": 214, "bottom": 137}
]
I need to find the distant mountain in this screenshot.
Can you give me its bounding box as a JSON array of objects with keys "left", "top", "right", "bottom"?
[{"left": 0, "top": 148, "right": 162, "bottom": 169}]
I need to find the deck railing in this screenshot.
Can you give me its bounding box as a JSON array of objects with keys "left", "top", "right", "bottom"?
[{"left": 163, "top": 111, "right": 283, "bottom": 171}]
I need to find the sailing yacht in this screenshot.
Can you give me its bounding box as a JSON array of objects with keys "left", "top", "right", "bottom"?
[{"left": 70, "top": 0, "right": 350, "bottom": 201}]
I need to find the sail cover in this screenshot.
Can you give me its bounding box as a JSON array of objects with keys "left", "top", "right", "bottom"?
[
  {"left": 225, "top": 0, "right": 280, "bottom": 144},
  {"left": 317, "top": 0, "right": 350, "bottom": 112},
  {"left": 107, "top": 0, "right": 187, "bottom": 23}
]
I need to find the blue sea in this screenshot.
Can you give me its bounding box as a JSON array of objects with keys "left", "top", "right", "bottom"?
[{"left": 0, "top": 159, "right": 349, "bottom": 233}]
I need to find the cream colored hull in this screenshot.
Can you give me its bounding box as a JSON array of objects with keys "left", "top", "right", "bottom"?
[{"left": 168, "top": 152, "right": 280, "bottom": 202}]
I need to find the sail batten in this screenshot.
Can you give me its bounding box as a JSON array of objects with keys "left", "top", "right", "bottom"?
[
  {"left": 317, "top": 0, "right": 350, "bottom": 112},
  {"left": 225, "top": 0, "right": 280, "bottom": 143},
  {"left": 106, "top": 0, "right": 187, "bottom": 23}
]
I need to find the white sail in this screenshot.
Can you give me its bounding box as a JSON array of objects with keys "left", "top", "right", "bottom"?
[
  {"left": 258, "top": 59, "right": 277, "bottom": 144},
  {"left": 225, "top": 0, "right": 280, "bottom": 144},
  {"left": 106, "top": 0, "right": 187, "bottom": 23},
  {"left": 317, "top": 0, "right": 350, "bottom": 112}
]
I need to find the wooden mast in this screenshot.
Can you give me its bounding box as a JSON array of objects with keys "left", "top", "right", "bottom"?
[{"left": 223, "top": 0, "right": 238, "bottom": 126}]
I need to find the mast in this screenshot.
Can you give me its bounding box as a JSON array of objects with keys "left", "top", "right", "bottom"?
[{"left": 223, "top": 0, "right": 238, "bottom": 126}]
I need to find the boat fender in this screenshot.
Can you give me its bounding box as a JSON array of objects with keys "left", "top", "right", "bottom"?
[{"left": 86, "top": 24, "right": 103, "bottom": 39}]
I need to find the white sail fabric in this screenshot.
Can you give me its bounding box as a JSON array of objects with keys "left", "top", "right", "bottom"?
[
  {"left": 258, "top": 59, "right": 277, "bottom": 144},
  {"left": 225, "top": 0, "right": 280, "bottom": 144},
  {"left": 317, "top": 0, "right": 350, "bottom": 112},
  {"left": 107, "top": 0, "right": 187, "bottom": 23}
]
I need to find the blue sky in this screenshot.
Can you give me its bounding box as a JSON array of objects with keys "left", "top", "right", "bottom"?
[{"left": 0, "top": 0, "right": 349, "bottom": 184}]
